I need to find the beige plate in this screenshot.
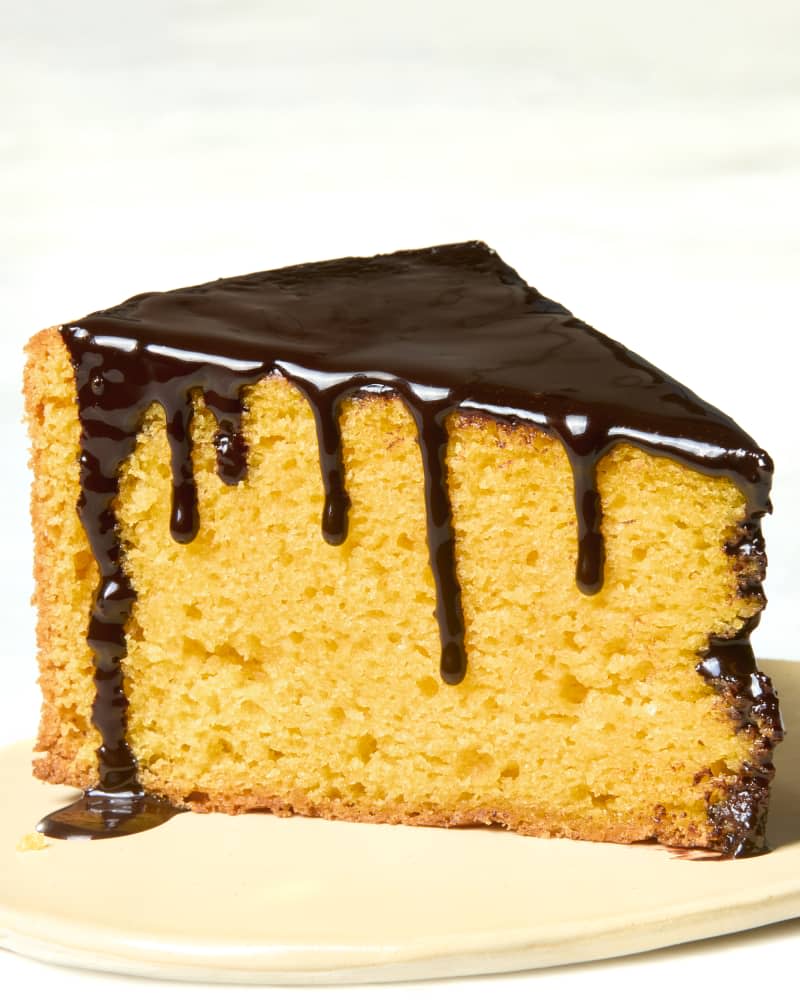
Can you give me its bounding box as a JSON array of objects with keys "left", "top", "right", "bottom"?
[{"left": 1, "top": 658, "right": 798, "bottom": 986}]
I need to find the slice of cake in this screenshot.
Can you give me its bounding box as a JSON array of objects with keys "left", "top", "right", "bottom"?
[{"left": 24, "top": 241, "right": 780, "bottom": 854}]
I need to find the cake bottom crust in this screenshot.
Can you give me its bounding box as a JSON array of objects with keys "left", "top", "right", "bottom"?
[{"left": 32, "top": 750, "right": 732, "bottom": 852}]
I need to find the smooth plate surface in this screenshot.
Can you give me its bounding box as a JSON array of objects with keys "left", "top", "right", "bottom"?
[{"left": 1, "top": 658, "right": 798, "bottom": 986}]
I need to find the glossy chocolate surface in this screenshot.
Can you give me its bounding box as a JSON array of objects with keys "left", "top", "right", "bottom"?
[
  {"left": 41, "top": 241, "right": 778, "bottom": 851},
  {"left": 37, "top": 790, "right": 183, "bottom": 841}
]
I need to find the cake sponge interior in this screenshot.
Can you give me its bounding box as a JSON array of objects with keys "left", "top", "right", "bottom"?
[{"left": 27, "top": 327, "right": 766, "bottom": 848}]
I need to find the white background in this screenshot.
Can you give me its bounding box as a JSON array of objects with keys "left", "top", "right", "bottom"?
[{"left": 1, "top": 1, "right": 798, "bottom": 996}]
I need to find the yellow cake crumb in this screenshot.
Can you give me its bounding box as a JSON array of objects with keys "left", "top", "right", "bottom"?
[
  {"left": 23, "top": 327, "right": 772, "bottom": 850},
  {"left": 16, "top": 831, "right": 49, "bottom": 853}
]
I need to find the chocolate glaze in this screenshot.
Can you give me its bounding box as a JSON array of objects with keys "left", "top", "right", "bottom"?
[
  {"left": 42, "top": 241, "right": 778, "bottom": 850},
  {"left": 37, "top": 789, "right": 183, "bottom": 840},
  {"left": 698, "top": 622, "right": 781, "bottom": 857}
]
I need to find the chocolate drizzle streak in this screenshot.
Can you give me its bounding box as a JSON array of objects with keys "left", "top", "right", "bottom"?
[
  {"left": 405, "top": 395, "right": 466, "bottom": 684},
  {"left": 289, "top": 377, "right": 353, "bottom": 545},
  {"left": 39, "top": 242, "right": 778, "bottom": 848}
]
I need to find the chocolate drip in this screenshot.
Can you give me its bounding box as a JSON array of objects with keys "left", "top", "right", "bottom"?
[
  {"left": 570, "top": 456, "right": 605, "bottom": 595},
  {"left": 286, "top": 374, "right": 354, "bottom": 547},
  {"left": 699, "top": 631, "right": 782, "bottom": 736},
  {"left": 404, "top": 395, "right": 466, "bottom": 685},
  {"left": 697, "top": 620, "right": 782, "bottom": 857},
  {"left": 204, "top": 389, "right": 249, "bottom": 485},
  {"left": 47, "top": 242, "right": 777, "bottom": 848},
  {"left": 546, "top": 414, "right": 614, "bottom": 595},
  {"left": 165, "top": 394, "right": 200, "bottom": 543},
  {"left": 71, "top": 339, "right": 140, "bottom": 795}
]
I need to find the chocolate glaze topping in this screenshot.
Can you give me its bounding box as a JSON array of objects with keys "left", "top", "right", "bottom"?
[{"left": 39, "top": 242, "right": 779, "bottom": 850}]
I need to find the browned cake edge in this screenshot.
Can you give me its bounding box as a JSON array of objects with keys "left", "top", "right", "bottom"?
[{"left": 25, "top": 327, "right": 83, "bottom": 787}]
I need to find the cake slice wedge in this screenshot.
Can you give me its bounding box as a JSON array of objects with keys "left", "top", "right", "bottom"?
[{"left": 24, "top": 241, "right": 780, "bottom": 854}]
